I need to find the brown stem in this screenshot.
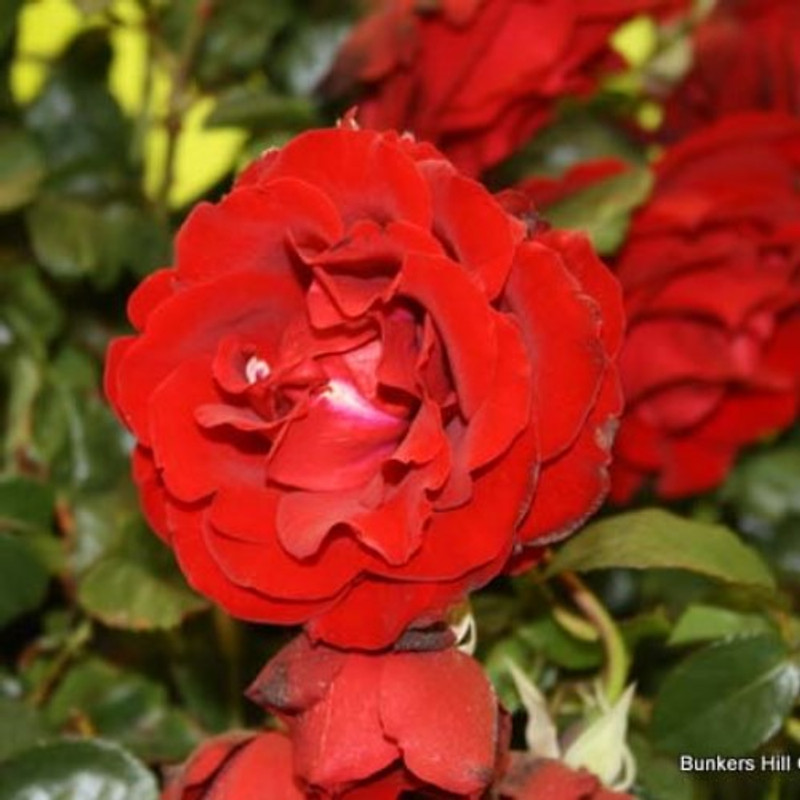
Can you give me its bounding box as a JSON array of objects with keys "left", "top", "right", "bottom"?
[{"left": 156, "top": 0, "right": 215, "bottom": 215}]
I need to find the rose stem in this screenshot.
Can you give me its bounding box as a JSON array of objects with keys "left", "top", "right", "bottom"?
[{"left": 558, "top": 571, "right": 630, "bottom": 704}]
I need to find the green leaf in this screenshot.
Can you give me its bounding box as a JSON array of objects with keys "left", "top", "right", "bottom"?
[
  {"left": 651, "top": 635, "right": 800, "bottom": 756},
  {"left": 0, "top": 476, "right": 55, "bottom": 532},
  {"left": 489, "top": 110, "right": 644, "bottom": 187},
  {"left": 723, "top": 444, "right": 800, "bottom": 523},
  {"left": 163, "top": 0, "right": 292, "bottom": 88},
  {"left": 77, "top": 518, "right": 207, "bottom": 630},
  {"left": 47, "top": 394, "right": 129, "bottom": 493},
  {"left": 0, "top": 263, "right": 64, "bottom": 344},
  {"left": 547, "top": 509, "right": 776, "bottom": 590},
  {"left": 485, "top": 638, "right": 540, "bottom": 712},
  {"left": 619, "top": 608, "right": 672, "bottom": 650},
  {"left": 3, "top": 353, "right": 44, "bottom": 468},
  {"left": 26, "top": 195, "right": 166, "bottom": 286},
  {"left": 668, "top": 604, "right": 774, "bottom": 647},
  {"left": 25, "top": 37, "right": 133, "bottom": 194},
  {"left": 543, "top": 165, "right": 653, "bottom": 255},
  {"left": 270, "top": 17, "right": 351, "bottom": 96},
  {"left": 26, "top": 195, "right": 107, "bottom": 281},
  {"left": 68, "top": 494, "right": 126, "bottom": 578},
  {"left": 0, "top": 533, "right": 49, "bottom": 628},
  {"left": 47, "top": 659, "right": 201, "bottom": 762},
  {"left": 517, "top": 616, "right": 603, "bottom": 671},
  {"left": 0, "top": 128, "right": 45, "bottom": 214},
  {"left": 207, "top": 86, "right": 315, "bottom": 130},
  {"left": 0, "top": 697, "right": 45, "bottom": 762},
  {"left": 0, "top": 739, "right": 158, "bottom": 800},
  {"left": 630, "top": 733, "right": 697, "bottom": 800}
]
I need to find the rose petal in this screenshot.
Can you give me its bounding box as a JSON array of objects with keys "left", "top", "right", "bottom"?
[
  {"left": 379, "top": 648, "right": 500, "bottom": 795},
  {"left": 290, "top": 655, "right": 398, "bottom": 788},
  {"left": 127, "top": 268, "right": 176, "bottom": 331},
  {"left": 252, "top": 128, "right": 433, "bottom": 229},
  {"left": 131, "top": 446, "right": 171, "bottom": 543},
  {"left": 166, "top": 499, "right": 326, "bottom": 624},
  {"left": 206, "top": 732, "right": 303, "bottom": 800},
  {"left": 398, "top": 253, "right": 497, "bottom": 419},
  {"left": 149, "top": 358, "right": 266, "bottom": 502},
  {"left": 162, "top": 732, "right": 254, "bottom": 800},
  {"left": 175, "top": 178, "right": 343, "bottom": 284},
  {"left": 114, "top": 270, "right": 305, "bottom": 444},
  {"left": 518, "top": 372, "right": 621, "bottom": 548},
  {"left": 419, "top": 160, "right": 516, "bottom": 299},
  {"left": 505, "top": 240, "right": 606, "bottom": 460},
  {"left": 207, "top": 485, "right": 372, "bottom": 601}
]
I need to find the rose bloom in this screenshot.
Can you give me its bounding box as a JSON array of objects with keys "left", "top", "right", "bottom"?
[
  {"left": 661, "top": 0, "right": 800, "bottom": 140},
  {"left": 500, "top": 756, "right": 633, "bottom": 800},
  {"left": 161, "top": 730, "right": 465, "bottom": 799},
  {"left": 326, "top": 0, "right": 689, "bottom": 177},
  {"left": 247, "top": 634, "right": 508, "bottom": 798},
  {"left": 105, "top": 123, "right": 622, "bottom": 648},
  {"left": 610, "top": 113, "right": 800, "bottom": 501},
  {"left": 161, "top": 731, "right": 302, "bottom": 800}
]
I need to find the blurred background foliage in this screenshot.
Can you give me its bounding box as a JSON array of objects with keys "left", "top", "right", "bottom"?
[{"left": 1, "top": 2, "right": 800, "bottom": 799}]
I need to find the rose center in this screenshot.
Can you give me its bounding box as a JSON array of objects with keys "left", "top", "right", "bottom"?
[{"left": 245, "top": 356, "right": 272, "bottom": 385}]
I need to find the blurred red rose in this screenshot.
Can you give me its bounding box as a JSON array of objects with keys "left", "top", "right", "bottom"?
[
  {"left": 326, "top": 0, "right": 689, "bottom": 177},
  {"left": 105, "top": 124, "right": 622, "bottom": 649},
  {"left": 247, "top": 634, "right": 509, "bottom": 798},
  {"left": 610, "top": 113, "right": 800, "bottom": 501},
  {"left": 161, "top": 730, "right": 303, "bottom": 800},
  {"left": 500, "top": 756, "right": 633, "bottom": 799},
  {"left": 661, "top": 0, "right": 800, "bottom": 140}
]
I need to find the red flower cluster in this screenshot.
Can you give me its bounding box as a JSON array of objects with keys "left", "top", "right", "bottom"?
[
  {"left": 105, "top": 124, "right": 622, "bottom": 649},
  {"left": 611, "top": 113, "right": 800, "bottom": 500},
  {"left": 162, "top": 638, "right": 507, "bottom": 799},
  {"left": 247, "top": 636, "right": 508, "bottom": 798},
  {"left": 661, "top": 0, "right": 800, "bottom": 140},
  {"left": 326, "top": 0, "right": 688, "bottom": 177}
]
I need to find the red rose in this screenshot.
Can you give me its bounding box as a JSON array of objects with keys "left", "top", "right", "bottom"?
[
  {"left": 105, "top": 124, "right": 622, "bottom": 648},
  {"left": 247, "top": 634, "right": 509, "bottom": 798},
  {"left": 500, "top": 756, "right": 633, "bottom": 800},
  {"left": 326, "top": 0, "right": 689, "bottom": 177},
  {"left": 161, "top": 730, "right": 303, "bottom": 800},
  {"left": 661, "top": 0, "right": 800, "bottom": 140},
  {"left": 610, "top": 113, "right": 800, "bottom": 501}
]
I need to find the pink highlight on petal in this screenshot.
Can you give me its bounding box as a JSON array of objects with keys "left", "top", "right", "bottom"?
[
  {"left": 319, "top": 378, "right": 400, "bottom": 429},
  {"left": 731, "top": 312, "right": 775, "bottom": 377}
]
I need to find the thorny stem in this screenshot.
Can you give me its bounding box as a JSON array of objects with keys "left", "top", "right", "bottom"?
[
  {"left": 559, "top": 571, "right": 630, "bottom": 704},
  {"left": 156, "top": 0, "right": 216, "bottom": 216}
]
